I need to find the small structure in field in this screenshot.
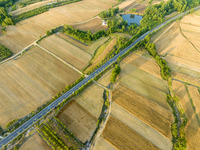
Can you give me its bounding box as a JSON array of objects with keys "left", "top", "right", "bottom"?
[{"left": 102, "top": 20, "right": 107, "bottom": 26}]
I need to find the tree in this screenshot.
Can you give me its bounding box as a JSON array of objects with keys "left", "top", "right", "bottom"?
[{"left": 46, "top": 30, "right": 51, "bottom": 36}]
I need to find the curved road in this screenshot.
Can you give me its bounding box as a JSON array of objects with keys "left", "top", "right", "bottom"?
[{"left": 0, "top": 6, "right": 200, "bottom": 149}]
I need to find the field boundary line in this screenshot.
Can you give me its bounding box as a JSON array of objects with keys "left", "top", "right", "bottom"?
[
  {"left": 55, "top": 33, "right": 92, "bottom": 56},
  {"left": 90, "top": 91, "right": 112, "bottom": 150},
  {"left": 35, "top": 44, "right": 83, "bottom": 75},
  {"left": 153, "top": 22, "right": 176, "bottom": 43},
  {"left": 178, "top": 21, "right": 200, "bottom": 54}
]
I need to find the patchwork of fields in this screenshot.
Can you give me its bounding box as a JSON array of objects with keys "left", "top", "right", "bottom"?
[
  {"left": 0, "top": 46, "right": 80, "bottom": 127},
  {"left": 57, "top": 83, "right": 104, "bottom": 143},
  {"left": 0, "top": 0, "right": 116, "bottom": 54}
]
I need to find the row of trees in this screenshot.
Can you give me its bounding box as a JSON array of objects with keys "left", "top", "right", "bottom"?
[
  {"left": 18, "top": 0, "right": 43, "bottom": 8},
  {"left": 0, "top": 44, "right": 13, "bottom": 61},
  {"left": 99, "top": 7, "right": 119, "bottom": 19},
  {"left": 141, "top": 35, "right": 171, "bottom": 80},
  {"left": 13, "top": 0, "right": 82, "bottom": 23},
  {"left": 0, "top": 0, "right": 17, "bottom": 8},
  {"left": 63, "top": 25, "right": 107, "bottom": 44},
  {"left": 39, "top": 124, "right": 68, "bottom": 150},
  {"left": 110, "top": 64, "right": 120, "bottom": 83}
]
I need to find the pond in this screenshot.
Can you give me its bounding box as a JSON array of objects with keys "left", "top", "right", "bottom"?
[{"left": 122, "top": 14, "right": 143, "bottom": 26}]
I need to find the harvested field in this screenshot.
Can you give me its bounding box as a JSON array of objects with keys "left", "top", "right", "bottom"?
[
  {"left": 0, "top": 46, "right": 80, "bottom": 127},
  {"left": 0, "top": 0, "right": 116, "bottom": 53},
  {"left": 119, "top": 53, "right": 170, "bottom": 110},
  {"left": 73, "top": 17, "right": 108, "bottom": 33},
  {"left": 111, "top": 103, "right": 172, "bottom": 150},
  {"left": 187, "top": 86, "right": 200, "bottom": 120},
  {"left": 20, "top": 133, "right": 51, "bottom": 150},
  {"left": 39, "top": 34, "right": 91, "bottom": 70},
  {"left": 56, "top": 33, "right": 110, "bottom": 55},
  {"left": 97, "top": 68, "right": 113, "bottom": 87},
  {"left": 103, "top": 116, "right": 160, "bottom": 150},
  {"left": 93, "top": 136, "right": 117, "bottom": 150},
  {"left": 153, "top": 18, "right": 200, "bottom": 76},
  {"left": 75, "top": 83, "right": 104, "bottom": 118},
  {"left": 118, "top": 0, "right": 137, "bottom": 12},
  {"left": 57, "top": 101, "right": 97, "bottom": 143},
  {"left": 113, "top": 84, "right": 173, "bottom": 139},
  {"left": 172, "top": 80, "right": 200, "bottom": 149},
  {"left": 85, "top": 38, "right": 117, "bottom": 72}
]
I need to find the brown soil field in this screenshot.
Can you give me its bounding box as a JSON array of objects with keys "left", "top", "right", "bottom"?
[
  {"left": 39, "top": 34, "right": 91, "bottom": 70},
  {"left": 103, "top": 116, "right": 160, "bottom": 150},
  {"left": 10, "top": 0, "right": 57, "bottom": 16},
  {"left": 93, "top": 136, "right": 117, "bottom": 150},
  {"left": 113, "top": 84, "right": 173, "bottom": 139},
  {"left": 119, "top": 53, "right": 170, "bottom": 110},
  {"left": 57, "top": 101, "right": 97, "bottom": 143},
  {"left": 56, "top": 33, "right": 110, "bottom": 55},
  {"left": 0, "top": 0, "right": 116, "bottom": 54},
  {"left": 20, "top": 133, "right": 51, "bottom": 150},
  {"left": 172, "top": 80, "right": 200, "bottom": 149},
  {"left": 75, "top": 83, "right": 104, "bottom": 118},
  {"left": 86, "top": 38, "right": 117, "bottom": 72},
  {"left": 73, "top": 17, "right": 107, "bottom": 33},
  {"left": 0, "top": 46, "right": 80, "bottom": 128},
  {"left": 118, "top": 0, "right": 137, "bottom": 11}
]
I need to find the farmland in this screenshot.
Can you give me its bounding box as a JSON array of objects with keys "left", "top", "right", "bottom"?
[
  {"left": 56, "top": 32, "right": 110, "bottom": 55},
  {"left": 0, "top": 46, "right": 80, "bottom": 128},
  {"left": 119, "top": 53, "right": 170, "bottom": 109},
  {"left": 172, "top": 80, "right": 200, "bottom": 150},
  {"left": 19, "top": 133, "right": 51, "bottom": 150},
  {"left": 85, "top": 38, "right": 117, "bottom": 72},
  {"left": 39, "top": 34, "right": 91, "bottom": 70},
  {"left": 57, "top": 83, "right": 104, "bottom": 143},
  {"left": 0, "top": 0, "right": 117, "bottom": 54},
  {"left": 102, "top": 116, "right": 160, "bottom": 150},
  {"left": 73, "top": 17, "right": 107, "bottom": 34}
]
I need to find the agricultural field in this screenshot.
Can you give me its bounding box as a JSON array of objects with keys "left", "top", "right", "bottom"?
[
  {"left": 0, "top": 0, "right": 116, "bottom": 54},
  {"left": 56, "top": 32, "right": 110, "bottom": 55},
  {"left": 9, "top": 0, "right": 57, "bottom": 16},
  {"left": 85, "top": 38, "right": 117, "bottom": 73},
  {"left": 19, "top": 133, "right": 51, "bottom": 150},
  {"left": 172, "top": 80, "right": 200, "bottom": 150},
  {"left": 118, "top": 52, "right": 170, "bottom": 110},
  {"left": 73, "top": 17, "right": 107, "bottom": 33},
  {"left": 39, "top": 34, "right": 91, "bottom": 70},
  {"left": 57, "top": 83, "right": 104, "bottom": 143},
  {"left": 102, "top": 116, "right": 160, "bottom": 150},
  {"left": 0, "top": 46, "right": 80, "bottom": 128},
  {"left": 113, "top": 84, "right": 174, "bottom": 139},
  {"left": 152, "top": 12, "right": 200, "bottom": 79}
]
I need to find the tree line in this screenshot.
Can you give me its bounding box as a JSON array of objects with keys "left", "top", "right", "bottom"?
[
  {"left": 110, "top": 64, "right": 120, "bottom": 83},
  {"left": 13, "top": 0, "right": 82, "bottom": 23},
  {"left": 99, "top": 7, "right": 119, "bottom": 19},
  {"left": 63, "top": 25, "right": 107, "bottom": 44}
]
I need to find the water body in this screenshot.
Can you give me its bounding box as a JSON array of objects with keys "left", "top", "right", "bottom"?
[{"left": 122, "top": 14, "right": 143, "bottom": 26}]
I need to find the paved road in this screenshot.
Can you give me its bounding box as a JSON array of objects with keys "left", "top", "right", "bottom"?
[{"left": 0, "top": 6, "right": 200, "bottom": 149}]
